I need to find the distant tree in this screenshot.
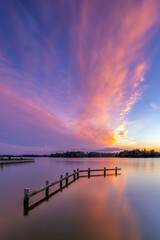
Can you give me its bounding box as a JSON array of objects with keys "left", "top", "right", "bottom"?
[{"left": 150, "top": 149, "right": 155, "bottom": 157}]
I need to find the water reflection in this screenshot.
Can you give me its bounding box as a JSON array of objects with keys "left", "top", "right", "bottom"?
[
  {"left": 24, "top": 172, "right": 121, "bottom": 216},
  {"left": 73, "top": 176, "right": 142, "bottom": 240},
  {"left": 1, "top": 157, "right": 160, "bottom": 240}
]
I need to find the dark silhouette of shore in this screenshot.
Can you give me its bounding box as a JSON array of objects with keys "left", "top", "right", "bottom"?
[{"left": 1, "top": 149, "right": 160, "bottom": 158}]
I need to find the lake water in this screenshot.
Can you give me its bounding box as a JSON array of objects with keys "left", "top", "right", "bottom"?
[{"left": 1, "top": 157, "right": 160, "bottom": 240}]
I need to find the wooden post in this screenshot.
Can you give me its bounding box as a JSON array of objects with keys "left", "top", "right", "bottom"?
[
  {"left": 88, "top": 168, "right": 90, "bottom": 178},
  {"left": 60, "top": 175, "right": 63, "bottom": 189},
  {"left": 77, "top": 168, "right": 79, "bottom": 178},
  {"left": 66, "top": 172, "right": 68, "bottom": 185},
  {"left": 104, "top": 167, "right": 106, "bottom": 176},
  {"left": 73, "top": 170, "right": 76, "bottom": 180},
  {"left": 23, "top": 206, "right": 29, "bottom": 216},
  {"left": 24, "top": 188, "right": 30, "bottom": 208},
  {"left": 115, "top": 167, "right": 117, "bottom": 175},
  {"left": 45, "top": 180, "right": 49, "bottom": 197}
]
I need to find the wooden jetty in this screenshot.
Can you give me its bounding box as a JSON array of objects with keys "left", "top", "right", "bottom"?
[
  {"left": 24, "top": 167, "right": 121, "bottom": 210},
  {"left": 0, "top": 159, "right": 34, "bottom": 164}
]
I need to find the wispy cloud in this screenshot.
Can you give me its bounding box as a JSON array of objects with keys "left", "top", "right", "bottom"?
[
  {"left": 0, "top": 0, "right": 160, "bottom": 153},
  {"left": 150, "top": 103, "right": 160, "bottom": 109},
  {"left": 70, "top": 0, "right": 160, "bottom": 145}
]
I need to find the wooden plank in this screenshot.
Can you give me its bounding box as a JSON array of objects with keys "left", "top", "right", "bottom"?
[
  {"left": 0, "top": 159, "right": 34, "bottom": 164},
  {"left": 29, "top": 172, "right": 80, "bottom": 196},
  {"left": 30, "top": 179, "right": 62, "bottom": 196},
  {"left": 27, "top": 167, "right": 121, "bottom": 198},
  {"left": 68, "top": 173, "right": 75, "bottom": 178},
  {"left": 79, "top": 168, "right": 121, "bottom": 172}
]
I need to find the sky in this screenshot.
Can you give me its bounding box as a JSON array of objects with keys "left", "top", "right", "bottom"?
[{"left": 0, "top": 0, "right": 160, "bottom": 154}]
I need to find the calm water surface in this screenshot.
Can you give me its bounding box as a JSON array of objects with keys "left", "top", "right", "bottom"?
[{"left": 1, "top": 157, "right": 160, "bottom": 240}]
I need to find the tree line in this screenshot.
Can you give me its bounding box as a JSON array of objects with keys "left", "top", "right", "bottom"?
[
  {"left": 1, "top": 149, "right": 160, "bottom": 158},
  {"left": 50, "top": 151, "right": 115, "bottom": 158}
]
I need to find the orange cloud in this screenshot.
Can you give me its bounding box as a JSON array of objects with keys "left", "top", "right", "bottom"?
[
  {"left": 0, "top": 0, "right": 160, "bottom": 151},
  {"left": 70, "top": 0, "right": 160, "bottom": 146}
]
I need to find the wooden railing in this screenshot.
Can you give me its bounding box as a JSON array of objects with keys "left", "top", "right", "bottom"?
[{"left": 24, "top": 167, "right": 121, "bottom": 209}]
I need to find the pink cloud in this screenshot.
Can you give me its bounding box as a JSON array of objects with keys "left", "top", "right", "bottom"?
[
  {"left": 0, "top": 0, "right": 160, "bottom": 153},
  {"left": 69, "top": 0, "right": 160, "bottom": 145}
]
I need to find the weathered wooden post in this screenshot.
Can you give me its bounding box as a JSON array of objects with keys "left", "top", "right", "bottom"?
[
  {"left": 66, "top": 172, "right": 68, "bottom": 185},
  {"left": 88, "top": 168, "right": 90, "bottom": 178},
  {"left": 115, "top": 167, "right": 117, "bottom": 175},
  {"left": 104, "top": 167, "right": 106, "bottom": 176},
  {"left": 60, "top": 175, "right": 63, "bottom": 189},
  {"left": 77, "top": 168, "right": 79, "bottom": 178},
  {"left": 45, "top": 180, "right": 49, "bottom": 197},
  {"left": 73, "top": 170, "right": 76, "bottom": 180},
  {"left": 23, "top": 206, "right": 29, "bottom": 216},
  {"left": 24, "top": 188, "right": 30, "bottom": 208}
]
